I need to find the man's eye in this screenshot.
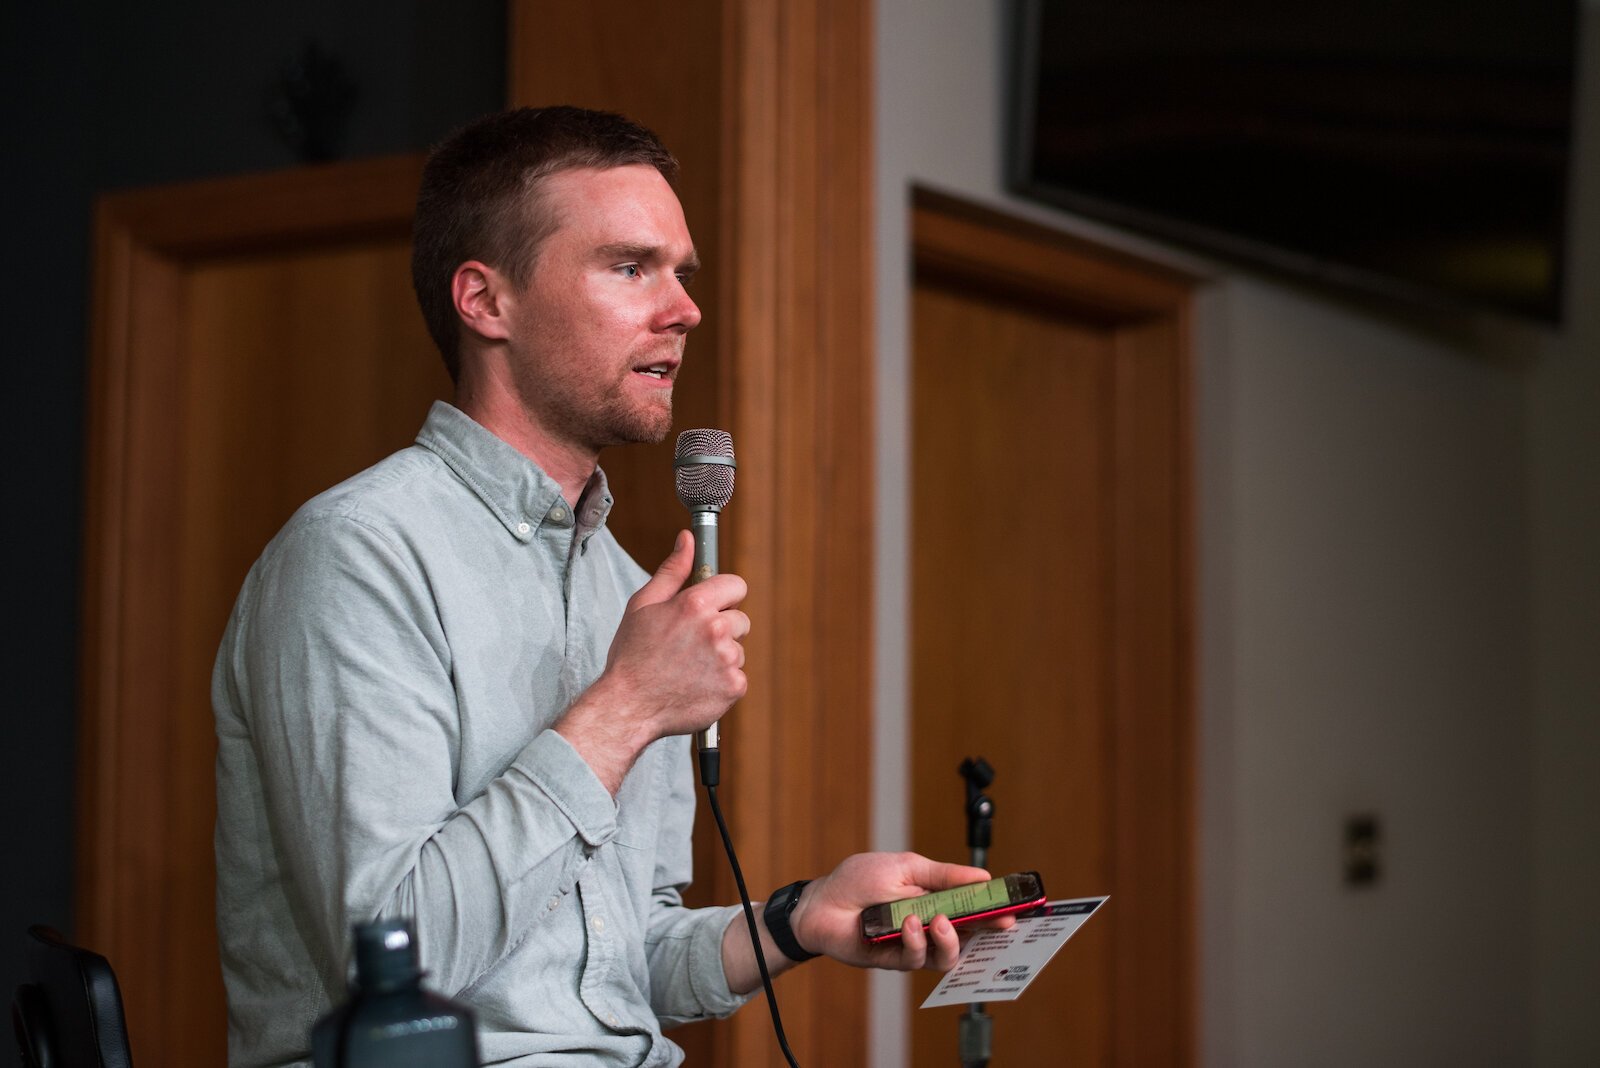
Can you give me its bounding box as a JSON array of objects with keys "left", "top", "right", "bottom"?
[{"left": 619, "top": 264, "right": 642, "bottom": 278}]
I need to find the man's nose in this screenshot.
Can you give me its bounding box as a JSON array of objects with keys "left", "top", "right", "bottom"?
[{"left": 660, "top": 277, "right": 702, "bottom": 334}]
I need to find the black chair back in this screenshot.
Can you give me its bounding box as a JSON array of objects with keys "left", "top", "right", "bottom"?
[{"left": 12, "top": 925, "right": 134, "bottom": 1068}]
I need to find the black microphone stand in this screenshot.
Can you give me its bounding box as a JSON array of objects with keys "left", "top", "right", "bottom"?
[{"left": 958, "top": 758, "right": 995, "bottom": 1068}]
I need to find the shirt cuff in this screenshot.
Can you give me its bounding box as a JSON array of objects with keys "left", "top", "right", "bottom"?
[
  {"left": 514, "top": 729, "right": 619, "bottom": 848},
  {"left": 689, "top": 905, "right": 762, "bottom": 1018}
]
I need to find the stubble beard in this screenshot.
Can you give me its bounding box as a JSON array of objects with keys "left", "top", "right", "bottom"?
[
  {"left": 529, "top": 371, "right": 674, "bottom": 453},
  {"left": 610, "top": 390, "right": 673, "bottom": 446},
  {"left": 506, "top": 322, "right": 680, "bottom": 453}
]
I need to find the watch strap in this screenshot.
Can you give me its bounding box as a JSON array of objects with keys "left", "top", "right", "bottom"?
[{"left": 763, "top": 879, "right": 820, "bottom": 962}]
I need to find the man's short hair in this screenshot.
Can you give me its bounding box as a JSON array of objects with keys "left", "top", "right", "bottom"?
[{"left": 411, "top": 106, "right": 679, "bottom": 383}]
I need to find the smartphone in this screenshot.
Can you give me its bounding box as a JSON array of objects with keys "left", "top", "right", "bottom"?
[{"left": 858, "top": 871, "right": 1046, "bottom": 943}]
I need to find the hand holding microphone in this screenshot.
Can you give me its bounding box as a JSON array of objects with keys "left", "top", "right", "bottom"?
[{"left": 556, "top": 430, "right": 744, "bottom": 794}]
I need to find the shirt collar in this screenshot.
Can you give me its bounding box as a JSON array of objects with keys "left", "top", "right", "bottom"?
[{"left": 413, "top": 401, "right": 616, "bottom": 544}]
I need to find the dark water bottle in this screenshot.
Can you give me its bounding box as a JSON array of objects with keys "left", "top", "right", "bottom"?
[{"left": 311, "top": 918, "right": 479, "bottom": 1067}]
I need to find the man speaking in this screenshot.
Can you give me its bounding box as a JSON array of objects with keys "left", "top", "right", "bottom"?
[{"left": 212, "top": 106, "right": 991, "bottom": 1067}]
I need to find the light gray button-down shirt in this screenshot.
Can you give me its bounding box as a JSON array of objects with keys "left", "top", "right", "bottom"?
[{"left": 214, "top": 401, "right": 749, "bottom": 1067}]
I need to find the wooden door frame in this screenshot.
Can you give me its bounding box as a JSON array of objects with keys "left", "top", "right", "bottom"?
[
  {"left": 509, "top": 2, "right": 875, "bottom": 1063},
  {"left": 912, "top": 186, "right": 1197, "bottom": 1064},
  {"left": 78, "top": 155, "right": 427, "bottom": 1058}
]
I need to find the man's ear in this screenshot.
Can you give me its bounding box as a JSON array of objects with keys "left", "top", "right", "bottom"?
[{"left": 452, "top": 261, "right": 514, "bottom": 343}]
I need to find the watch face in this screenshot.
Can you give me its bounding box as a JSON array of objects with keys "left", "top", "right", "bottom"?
[
  {"left": 773, "top": 881, "right": 804, "bottom": 911},
  {"left": 767, "top": 883, "right": 797, "bottom": 922}
]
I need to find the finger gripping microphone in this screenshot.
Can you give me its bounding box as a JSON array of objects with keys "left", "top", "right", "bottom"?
[{"left": 673, "top": 429, "right": 736, "bottom": 785}]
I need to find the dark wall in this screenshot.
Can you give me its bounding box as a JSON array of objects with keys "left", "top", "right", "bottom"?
[{"left": 0, "top": 4, "right": 503, "bottom": 1061}]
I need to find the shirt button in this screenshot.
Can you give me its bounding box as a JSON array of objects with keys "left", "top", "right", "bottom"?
[
  {"left": 547, "top": 897, "right": 560, "bottom": 911},
  {"left": 607, "top": 1013, "right": 621, "bottom": 1027},
  {"left": 516, "top": 522, "right": 531, "bottom": 535},
  {"left": 549, "top": 505, "right": 567, "bottom": 521},
  {"left": 591, "top": 915, "right": 606, "bottom": 933}
]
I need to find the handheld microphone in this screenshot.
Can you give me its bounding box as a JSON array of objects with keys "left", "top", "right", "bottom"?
[
  {"left": 675, "top": 433, "right": 798, "bottom": 1062},
  {"left": 673, "top": 429, "right": 737, "bottom": 783}
]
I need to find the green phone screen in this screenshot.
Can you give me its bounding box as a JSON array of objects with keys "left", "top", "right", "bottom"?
[{"left": 887, "top": 876, "right": 1009, "bottom": 927}]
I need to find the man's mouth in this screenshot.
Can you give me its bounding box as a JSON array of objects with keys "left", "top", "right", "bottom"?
[{"left": 634, "top": 361, "right": 677, "bottom": 380}]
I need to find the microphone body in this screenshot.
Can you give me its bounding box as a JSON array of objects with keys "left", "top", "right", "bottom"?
[
  {"left": 685, "top": 508, "right": 721, "bottom": 753},
  {"left": 687, "top": 510, "right": 720, "bottom": 587},
  {"left": 672, "top": 430, "right": 737, "bottom": 772}
]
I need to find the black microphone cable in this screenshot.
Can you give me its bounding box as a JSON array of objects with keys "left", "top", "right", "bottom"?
[{"left": 703, "top": 770, "right": 802, "bottom": 1068}]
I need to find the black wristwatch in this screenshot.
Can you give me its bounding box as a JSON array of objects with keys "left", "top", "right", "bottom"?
[{"left": 763, "top": 880, "right": 820, "bottom": 962}]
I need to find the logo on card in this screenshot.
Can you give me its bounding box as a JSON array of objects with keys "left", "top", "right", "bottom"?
[{"left": 993, "top": 965, "right": 1031, "bottom": 984}]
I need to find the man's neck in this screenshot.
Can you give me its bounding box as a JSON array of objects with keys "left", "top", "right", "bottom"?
[{"left": 455, "top": 384, "right": 598, "bottom": 507}]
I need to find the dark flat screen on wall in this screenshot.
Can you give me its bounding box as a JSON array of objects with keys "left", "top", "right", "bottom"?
[{"left": 1008, "top": 0, "right": 1579, "bottom": 321}]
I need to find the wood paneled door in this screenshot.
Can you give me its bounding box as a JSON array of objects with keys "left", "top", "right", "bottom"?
[
  {"left": 79, "top": 156, "right": 450, "bottom": 1063},
  {"left": 908, "top": 190, "right": 1195, "bottom": 1065}
]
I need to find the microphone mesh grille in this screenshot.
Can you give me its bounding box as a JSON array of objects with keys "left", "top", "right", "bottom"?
[{"left": 674, "top": 429, "right": 736, "bottom": 510}]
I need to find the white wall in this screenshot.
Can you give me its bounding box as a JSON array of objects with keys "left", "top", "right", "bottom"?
[
  {"left": 1202, "top": 281, "right": 1534, "bottom": 1065},
  {"left": 872, "top": 2, "right": 1599, "bottom": 1064}
]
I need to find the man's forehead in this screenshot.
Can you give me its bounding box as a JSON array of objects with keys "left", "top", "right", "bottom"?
[
  {"left": 533, "top": 165, "right": 694, "bottom": 259},
  {"left": 539, "top": 165, "right": 683, "bottom": 219}
]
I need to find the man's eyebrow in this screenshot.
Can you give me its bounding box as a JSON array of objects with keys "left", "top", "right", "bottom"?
[{"left": 598, "top": 243, "right": 701, "bottom": 274}]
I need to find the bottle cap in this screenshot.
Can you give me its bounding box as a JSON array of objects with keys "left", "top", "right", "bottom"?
[{"left": 353, "top": 918, "right": 421, "bottom": 992}]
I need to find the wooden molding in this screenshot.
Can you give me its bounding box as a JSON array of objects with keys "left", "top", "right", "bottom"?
[
  {"left": 912, "top": 186, "right": 1196, "bottom": 322},
  {"left": 98, "top": 155, "right": 424, "bottom": 255},
  {"left": 720, "top": 1, "right": 875, "bottom": 1063}
]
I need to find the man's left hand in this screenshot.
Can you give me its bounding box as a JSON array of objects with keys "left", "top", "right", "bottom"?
[{"left": 790, "top": 852, "right": 1011, "bottom": 972}]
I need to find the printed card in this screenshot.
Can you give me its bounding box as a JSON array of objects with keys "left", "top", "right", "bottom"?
[{"left": 920, "top": 896, "right": 1108, "bottom": 1008}]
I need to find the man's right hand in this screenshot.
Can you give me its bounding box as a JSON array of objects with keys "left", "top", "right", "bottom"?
[{"left": 555, "top": 530, "right": 750, "bottom": 793}]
